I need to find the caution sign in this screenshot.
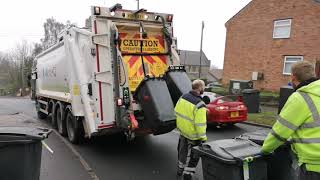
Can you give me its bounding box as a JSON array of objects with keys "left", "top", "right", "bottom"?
[
  {"left": 119, "top": 32, "right": 168, "bottom": 91},
  {"left": 119, "top": 32, "right": 166, "bottom": 54},
  {"left": 120, "top": 39, "right": 162, "bottom": 54},
  {"left": 123, "top": 55, "right": 168, "bottom": 91}
]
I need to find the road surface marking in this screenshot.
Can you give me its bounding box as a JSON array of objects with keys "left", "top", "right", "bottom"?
[
  {"left": 14, "top": 112, "right": 100, "bottom": 180},
  {"left": 52, "top": 130, "right": 100, "bottom": 180},
  {"left": 42, "top": 141, "right": 54, "bottom": 154}
]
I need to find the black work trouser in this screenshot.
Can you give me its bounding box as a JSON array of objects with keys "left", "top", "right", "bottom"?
[
  {"left": 299, "top": 164, "right": 320, "bottom": 180},
  {"left": 177, "top": 135, "right": 201, "bottom": 176}
]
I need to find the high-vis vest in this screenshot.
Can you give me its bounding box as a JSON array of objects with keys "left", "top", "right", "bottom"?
[
  {"left": 175, "top": 92, "right": 207, "bottom": 141},
  {"left": 262, "top": 80, "right": 320, "bottom": 173}
]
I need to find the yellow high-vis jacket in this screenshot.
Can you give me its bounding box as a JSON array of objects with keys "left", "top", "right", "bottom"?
[
  {"left": 262, "top": 80, "right": 320, "bottom": 173},
  {"left": 175, "top": 91, "right": 207, "bottom": 141}
]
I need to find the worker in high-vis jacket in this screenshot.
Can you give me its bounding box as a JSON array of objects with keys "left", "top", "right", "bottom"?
[
  {"left": 262, "top": 61, "right": 320, "bottom": 180},
  {"left": 175, "top": 79, "right": 207, "bottom": 180}
]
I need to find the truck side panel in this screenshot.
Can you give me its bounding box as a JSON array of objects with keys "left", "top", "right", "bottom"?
[{"left": 37, "top": 43, "right": 71, "bottom": 102}]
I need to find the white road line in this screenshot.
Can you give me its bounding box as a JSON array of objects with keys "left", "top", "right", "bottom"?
[
  {"left": 19, "top": 112, "right": 100, "bottom": 180},
  {"left": 42, "top": 141, "right": 54, "bottom": 154},
  {"left": 52, "top": 130, "right": 100, "bottom": 180}
]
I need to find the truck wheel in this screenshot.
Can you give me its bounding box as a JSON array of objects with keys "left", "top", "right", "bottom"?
[
  {"left": 37, "top": 111, "right": 47, "bottom": 120},
  {"left": 56, "top": 102, "right": 67, "bottom": 136},
  {"left": 50, "top": 101, "right": 57, "bottom": 128},
  {"left": 36, "top": 100, "right": 47, "bottom": 119},
  {"left": 66, "top": 107, "right": 83, "bottom": 144}
]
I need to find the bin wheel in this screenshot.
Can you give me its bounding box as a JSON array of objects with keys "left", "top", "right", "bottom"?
[
  {"left": 66, "top": 107, "right": 83, "bottom": 144},
  {"left": 56, "top": 102, "right": 67, "bottom": 136}
]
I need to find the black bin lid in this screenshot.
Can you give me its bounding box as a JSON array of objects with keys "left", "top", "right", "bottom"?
[
  {"left": 0, "top": 126, "right": 51, "bottom": 141},
  {"left": 239, "top": 129, "right": 271, "bottom": 145},
  {"left": 194, "top": 139, "right": 262, "bottom": 164}
]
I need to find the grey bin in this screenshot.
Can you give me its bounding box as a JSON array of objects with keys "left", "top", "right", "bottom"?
[
  {"left": 239, "top": 130, "right": 298, "bottom": 180},
  {"left": 0, "top": 127, "right": 51, "bottom": 180},
  {"left": 193, "top": 139, "right": 267, "bottom": 180},
  {"left": 242, "top": 89, "right": 260, "bottom": 113},
  {"left": 229, "top": 79, "right": 254, "bottom": 95},
  {"left": 278, "top": 86, "right": 294, "bottom": 114}
]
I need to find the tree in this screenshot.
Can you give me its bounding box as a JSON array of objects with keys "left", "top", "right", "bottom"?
[
  {"left": 5, "top": 41, "right": 34, "bottom": 94},
  {"left": 41, "top": 17, "right": 65, "bottom": 49},
  {"left": 32, "top": 43, "right": 43, "bottom": 58}
]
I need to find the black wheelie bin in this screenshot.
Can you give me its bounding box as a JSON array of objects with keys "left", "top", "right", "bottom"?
[
  {"left": 193, "top": 138, "right": 267, "bottom": 180},
  {"left": 165, "top": 66, "right": 192, "bottom": 105},
  {"left": 239, "top": 129, "right": 298, "bottom": 180},
  {"left": 134, "top": 77, "right": 176, "bottom": 135},
  {"left": 0, "top": 126, "right": 51, "bottom": 180}
]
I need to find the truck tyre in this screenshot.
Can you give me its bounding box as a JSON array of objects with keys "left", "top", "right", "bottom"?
[
  {"left": 49, "top": 100, "right": 57, "bottom": 128},
  {"left": 66, "top": 106, "right": 83, "bottom": 144},
  {"left": 36, "top": 100, "right": 47, "bottom": 119},
  {"left": 56, "top": 102, "right": 67, "bottom": 136},
  {"left": 37, "top": 111, "right": 47, "bottom": 120}
]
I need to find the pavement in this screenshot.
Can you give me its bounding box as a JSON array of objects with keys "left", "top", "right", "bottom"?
[{"left": 0, "top": 96, "right": 268, "bottom": 180}]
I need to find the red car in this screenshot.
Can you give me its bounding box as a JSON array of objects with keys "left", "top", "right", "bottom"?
[{"left": 202, "top": 92, "right": 248, "bottom": 126}]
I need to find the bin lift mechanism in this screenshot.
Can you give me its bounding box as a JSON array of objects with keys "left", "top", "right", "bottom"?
[{"left": 110, "top": 6, "right": 175, "bottom": 140}]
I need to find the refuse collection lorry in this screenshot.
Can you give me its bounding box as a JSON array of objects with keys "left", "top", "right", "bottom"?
[{"left": 32, "top": 4, "right": 192, "bottom": 143}]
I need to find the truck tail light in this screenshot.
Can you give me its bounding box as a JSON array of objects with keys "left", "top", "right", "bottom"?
[
  {"left": 143, "top": 95, "right": 150, "bottom": 101},
  {"left": 123, "top": 87, "right": 130, "bottom": 107},
  {"left": 117, "top": 98, "right": 123, "bottom": 106},
  {"left": 94, "top": 6, "right": 101, "bottom": 15},
  {"left": 167, "top": 15, "right": 173, "bottom": 22}
]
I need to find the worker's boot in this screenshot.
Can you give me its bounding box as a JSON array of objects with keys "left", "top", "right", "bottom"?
[
  {"left": 183, "top": 173, "right": 192, "bottom": 180},
  {"left": 177, "top": 167, "right": 184, "bottom": 176}
]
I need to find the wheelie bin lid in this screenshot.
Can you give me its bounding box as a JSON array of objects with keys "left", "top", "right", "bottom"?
[
  {"left": 0, "top": 126, "right": 51, "bottom": 141},
  {"left": 193, "top": 139, "right": 263, "bottom": 165},
  {"left": 238, "top": 129, "right": 270, "bottom": 145}
]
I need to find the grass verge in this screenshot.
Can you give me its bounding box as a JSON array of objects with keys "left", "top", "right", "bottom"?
[{"left": 247, "top": 111, "right": 277, "bottom": 126}]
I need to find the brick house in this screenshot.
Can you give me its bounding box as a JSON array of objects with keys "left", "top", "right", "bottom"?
[
  {"left": 222, "top": 0, "right": 320, "bottom": 91},
  {"left": 179, "top": 50, "right": 211, "bottom": 81}
]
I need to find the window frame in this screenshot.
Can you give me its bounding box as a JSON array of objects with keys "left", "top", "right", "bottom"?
[
  {"left": 283, "top": 56, "right": 303, "bottom": 75},
  {"left": 273, "top": 19, "right": 292, "bottom": 39}
]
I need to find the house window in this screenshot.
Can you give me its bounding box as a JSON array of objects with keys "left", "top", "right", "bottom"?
[
  {"left": 283, "top": 56, "right": 303, "bottom": 75},
  {"left": 273, "top": 19, "right": 292, "bottom": 39}
]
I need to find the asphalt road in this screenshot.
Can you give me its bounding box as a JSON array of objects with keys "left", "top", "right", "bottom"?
[{"left": 0, "top": 97, "right": 267, "bottom": 180}]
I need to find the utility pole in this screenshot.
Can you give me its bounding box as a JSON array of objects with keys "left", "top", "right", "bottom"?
[
  {"left": 21, "top": 58, "right": 24, "bottom": 96},
  {"left": 137, "top": 0, "right": 140, "bottom": 10},
  {"left": 199, "top": 21, "right": 204, "bottom": 79}
]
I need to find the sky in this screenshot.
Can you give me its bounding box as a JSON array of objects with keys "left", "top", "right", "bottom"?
[{"left": 0, "top": 0, "right": 251, "bottom": 68}]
